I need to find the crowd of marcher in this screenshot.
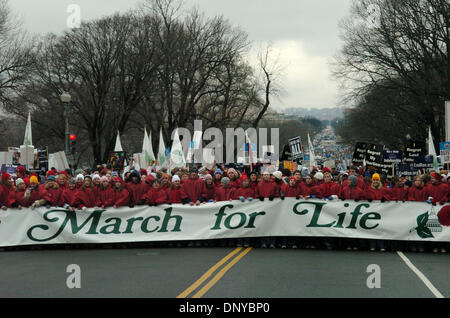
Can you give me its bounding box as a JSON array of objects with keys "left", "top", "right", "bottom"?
[{"left": 0, "top": 163, "right": 449, "bottom": 253}]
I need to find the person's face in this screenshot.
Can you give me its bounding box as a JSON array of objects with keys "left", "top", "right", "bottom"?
[
  {"left": 68, "top": 182, "right": 76, "bottom": 189},
  {"left": 324, "top": 174, "right": 332, "bottom": 183},
  {"left": 182, "top": 174, "right": 189, "bottom": 181},
  {"left": 262, "top": 173, "right": 270, "bottom": 181},
  {"left": 102, "top": 180, "right": 109, "bottom": 187},
  {"left": 305, "top": 176, "right": 312, "bottom": 184},
  {"left": 242, "top": 179, "right": 249, "bottom": 187},
  {"left": 190, "top": 173, "right": 198, "bottom": 179},
  {"left": 431, "top": 177, "right": 440, "bottom": 185},
  {"left": 205, "top": 178, "right": 213, "bottom": 185},
  {"left": 173, "top": 180, "right": 180, "bottom": 187},
  {"left": 106, "top": 173, "right": 111, "bottom": 181},
  {"left": 289, "top": 179, "right": 296, "bottom": 187},
  {"left": 250, "top": 174, "right": 257, "bottom": 182},
  {"left": 348, "top": 169, "right": 356, "bottom": 175},
  {"left": 93, "top": 179, "right": 100, "bottom": 185},
  {"left": 294, "top": 172, "right": 301, "bottom": 179},
  {"left": 414, "top": 179, "right": 422, "bottom": 187},
  {"left": 372, "top": 179, "right": 380, "bottom": 187},
  {"left": 141, "top": 175, "right": 146, "bottom": 182},
  {"left": 6, "top": 178, "right": 13, "bottom": 187},
  {"left": 84, "top": 179, "right": 92, "bottom": 187},
  {"left": 153, "top": 182, "right": 160, "bottom": 189},
  {"left": 115, "top": 181, "right": 122, "bottom": 188},
  {"left": 227, "top": 171, "right": 235, "bottom": 179},
  {"left": 57, "top": 177, "right": 66, "bottom": 185},
  {"left": 132, "top": 176, "right": 138, "bottom": 183},
  {"left": 162, "top": 176, "right": 169, "bottom": 184},
  {"left": 18, "top": 183, "right": 26, "bottom": 191},
  {"left": 215, "top": 174, "right": 222, "bottom": 180}
]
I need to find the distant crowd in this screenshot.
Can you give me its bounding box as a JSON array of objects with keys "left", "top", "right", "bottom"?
[{"left": 0, "top": 163, "right": 449, "bottom": 253}]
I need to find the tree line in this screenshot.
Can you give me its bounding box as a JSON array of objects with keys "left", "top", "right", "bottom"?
[{"left": 333, "top": 0, "right": 449, "bottom": 150}]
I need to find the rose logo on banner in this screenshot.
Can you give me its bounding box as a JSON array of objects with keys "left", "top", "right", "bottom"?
[{"left": 410, "top": 206, "right": 443, "bottom": 239}]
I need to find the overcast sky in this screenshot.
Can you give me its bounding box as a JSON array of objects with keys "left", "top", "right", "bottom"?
[{"left": 10, "top": 0, "right": 353, "bottom": 111}]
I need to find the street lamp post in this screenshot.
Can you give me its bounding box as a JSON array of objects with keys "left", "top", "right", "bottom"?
[{"left": 60, "top": 91, "right": 72, "bottom": 167}]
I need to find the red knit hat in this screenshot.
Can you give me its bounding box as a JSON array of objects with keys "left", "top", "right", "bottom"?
[
  {"left": 58, "top": 170, "right": 68, "bottom": 177},
  {"left": 140, "top": 168, "right": 147, "bottom": 176},
  {"left": 47, "top": 170, "right": 56, "bottom": 176},
  {"left": 289, "top": 176, "right": 297, "bottom": 182},
  {"left": 1, "top": 172, "right": 11, "bottom": 183},
  {"left": 323, "top": 167, "right": 331, "bottom": 173},
  {"left": 431, "top": 172, "right": 441, "bottom": 180},
  {"left": 113, "top": 177, "right": 124, "bottom": 184},
  {"left": 16, "top": 166, "right": 26, "bottom": 173},
  {"left": 23, "top": 177, "right": 30, "bottom": 186}
]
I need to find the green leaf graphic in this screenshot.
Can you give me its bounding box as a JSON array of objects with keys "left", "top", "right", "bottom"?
[
  {"left": 416, "top": 226, "right": 434, "bottom": 239},
  {"left": 416, "top": 212, "right": 429, "bottom": 228}
]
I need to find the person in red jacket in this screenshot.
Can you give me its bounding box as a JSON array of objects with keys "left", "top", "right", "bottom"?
[
  {"left": 200, "top": 174, "right": 215, "bottom": 203},
  {"left": 143, "top": 179, "right": 169, "bottom": 206},
  {"left": 167, "top": 175, "right": 187, "bottom": 204},
  {"left": 112, "top": 177, "right": 131, "bottom": 208},
  {"left": 98, "top": 176, "right": 115, "bottom": 208},
  {"left": 0, "top": 172, "right": 15, "bottom": 210},
  {"left": 45, "top": 175, "right": 63, "bottom": 207},
  {"left": 389, "top": 176, "right": 409, "bottom": 202},
  {"left": 255, "top": 171, "right": 277, "bottom": 200},
  {"left": 425, "top": 172, "right": 448, "bottom": 205},
  {"left": 13, "top": 178, "right": 28, "bottom": 209},
  {"left": 73, "top": 176, "right": 97, "bottom": 210},
  {"left": 340, "top": 175, "right": 365, "bottom": 201},
  {"left": 301, "top": 174, "right": 321, "bottom": 198},
  {"left": 227, "top": 168, "right": 241, "bottom": 190},
  {"left": 92, "top": 174, "right": 101, "bottom": 198},
  {"left": 61, "top": 178, "right": 78, "bottom": 208},
  {"left": 56, "top": 171, "right": 68, "bottom": 190},
  {"left": 213, "top": 170, "right": 223, "bottom": 188},
  {"left": 160, "top": 173, "right": 171, "bottom": 191},
  {"left": 319, "top": 172, "right": 341, "bottom": 200},
  {"left": 407, "top": 175, "right": 427, "bottom": 202},
  {"left": 281, "top": 177, "right": 302, "bottom": 198},
  {"left": 126, "top": 170, "right": 147, "bottom": 207},
  {"left": 234, "top": 175, "right": 255, "bottom": 201},
  {"left": 182, "top": 169, "right": 203, "bottom": 206},
  {"left": 214, "top": 177, "right": 235, "bottom": 202},
  {"left": 249, "top": 171, "right": 258, "bottom": 191},
  {"left": 365, "top": 173, "right": 390, "bottom": 202},
  {"left": 26, "top": 175, "right": 51, "bottom": 209}
]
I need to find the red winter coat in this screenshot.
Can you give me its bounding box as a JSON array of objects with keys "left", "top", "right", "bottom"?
[
  {"left": 281, "top": 183, "right": 302, "bottom": 198},
  {"left": 167, "top": 186, "right": 187, "bottom": 204},
  {"left": 389, "top": 186, "right": 409, "bottom": 201},
  {"left": 14, "top": 189, "right": 29, "bottom": 207},
  {"left": 272, "top": 180, "right": 283, "bottom": 197},
  {"left": 407, "top": 185, "right": 427, "bottom": 202},
  {"left": 340, "top": 185, "right": 365, "bottom": 200},
  {"left": 0, "top": 185, "right": 15, "bottom": 208},
  {"left": 233, "top": 187, "right": 256, "bottom": 199},
  {"left": 214, "top": 186, "right": 235, "bottom": 202},
  {"left": 318, "top": 182, "right": 341, "bottom": 198},
  {"left": 425, "top": 183, "right": 448, "bottom": 204},
  {"left": 200, "top": 183, "right": 216, "bottom": 202},
  {"left": 113, "top": 188, "right": 130, "bottom": 207},
  {"left": 365, "top": 187, "right": 390, "bottom": 201},
  {"left": 228, "top": 178, "right": 241, "bottom": 190},
  {"left": 126, "top": 182, "right": 148, "bottom": 204},
  {"left": 73, "top": 187, "right": 97, "bottom": 209},
  {"left": 182, "top": 177, "right": 204, "bottom": 202},
  {"left": 61, "top": 188, "right": 77, "bottom": 207},
  {"left": 255, "top": 180, "right": 277, "bottom": 198},
  {"left": 26, "top": 186, "right": 51, "bottom": 205},
  {"left": 99, "top": 187, "right": 115, "bottom": 207},
  {"left": 143, "top": 187, "right": 169, "bottom": 205},
  {"left": 46, "top": 187, "right": 63, "bottom": 207},
  {"left": 301, "top": 182, "right": 321, "bottom": 197}
]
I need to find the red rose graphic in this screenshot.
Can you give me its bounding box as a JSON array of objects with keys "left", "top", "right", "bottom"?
[{"left": 438, "top": 206, "right": 450, "bottom": 226}]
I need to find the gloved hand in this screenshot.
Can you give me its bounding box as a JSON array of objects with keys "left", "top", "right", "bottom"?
[
  {"left": 427, "top": 197, "right": 433, "bottom": 204},
  {"left": 63, "top": 203, "right": 70, "bottom": 209},
  {"left": 45, "top": 204, "right": 51, "bottom": 209},
  {"left": 381, "top": 197, "right": 386, "bottom": 203},
  {"left": 311, "top": 195, "right": 317, "bottom": 199},
  {"left": 113, "top": 205, "right": 117, "bottom": 209},
  {"left": 328, "top": 196, "right": 333, "bottom": 201},
  {"left": 137, "top": 199, "right": 145, "bottom": 205},
  {"left": 368, "top": 198, "right": 373, "bottom": 202},
  {"left": 341, "top": 197, "right": 346, "bottom": 201},
  {"left": 354, "top": 198, "right": 360, "bottom": 202},
  {"left": 239, "top": 196, "right": 245, "bottom": 202},
  {"left": 268, "top": 196, "right": 274, "bottom": 201},
  {"left": 295, "top": 196, "right": 300, "bottom": 200},
  {"left": 207, "top": 199, "right": 214, "bottom": 203},
  {"left": 280, "top": 196, "right": 285, "bottom": 200},
  {"left": 402, "top": 200, "right": 405, "bottom": 203},
  {"left": 129, "top": 203, "right": 134, "bottom": 208},
  {"left": 82, "top": 206, "right": 87, "bottom": 211},
  {"left": 247, "top": 197, "right": 253, "bottom": 202},
  {"left": 259, "top": 196, "right": 264, "bottom": 201}
]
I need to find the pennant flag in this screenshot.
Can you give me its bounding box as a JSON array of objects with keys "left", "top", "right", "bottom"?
[
  {"left": 114, "top": 131, "right": 123, "bottom": 152},
  {"left": 158, "top": 128, "right": 168, "bottom": 168},
  {"left": 142, "top": 127, "right": 155, "bottom": 166},
  {"left": 308, "top": 133, "right": 317, "bottom": 170},
  {"left": 23, "top": 112, "right": 32, "bottom": 146},
  {"left": 428, "top": 126, "right": 439, "bottom": 170},
  {"left": 170, "top": 128, "right": 186, "bottom": 170}
]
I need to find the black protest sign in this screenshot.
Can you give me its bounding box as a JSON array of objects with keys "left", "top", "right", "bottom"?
[
  {"left": 403, "top": 140, "right": 425, "bottom": 164},
  {"left": 280, "top": 144, "right": 292, "bottom": 161},
  {"left": 36, "top": 147, "right": 48, "bottom": 171},
  {"left": 365, "top": 143, "right": 384, "bottom": 170},
  {"left": 352, "top": 142, "right": 367, "bottom": 164},
  {"left": 395, "top": 163, "right": 419, "bottom": 177},
  {"left": 383, "top": 150, "right": 402, "bottom": 164},
  {"left": 288, "top": 136, "right": 303, "bottom": 161}
]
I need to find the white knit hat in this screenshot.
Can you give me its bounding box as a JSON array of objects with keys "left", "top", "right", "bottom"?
[
  {"left": 172, "top": 175, "right": 180, "bottom": 182},
  {"left": 76, "top": 174, "right": 84, "bottom": 181},
  {"left": 273, "top": 171, "right": 282, "bottom": 180},
  {"left": 314, "top": 172, "right": 324, "bottom": 180}
]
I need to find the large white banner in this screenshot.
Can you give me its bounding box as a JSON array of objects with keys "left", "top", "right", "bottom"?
[{"left": 0, "top": 199, "right": 449, "bottom": 247}]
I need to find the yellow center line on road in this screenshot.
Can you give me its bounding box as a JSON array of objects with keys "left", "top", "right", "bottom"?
[
  {"left": 192, "top": 247, "right": 252, "bottom": 298},
  {"left": 177, "top": 247, "right": 244, "bottom": 298}
]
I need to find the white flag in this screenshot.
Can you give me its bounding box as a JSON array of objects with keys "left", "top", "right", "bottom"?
[
  {"left": 158, "top": 128, "right": 168, "bottom": 168},
  {"left": 308, "top": 133, "right": 317, "bottom": 169},
  {"left": 23, "top": 112, "right": 32, "bottom": 146},
  {"left": 245, "top": 130, "right": 256, "bottom": 164},
  {"left": 114, "top": 131, "right": 123, "bottom": 152},
  {"left": 186, "top": 130, "right": 202, "bottom": 164},
  {"left": 170, "top": 128, "right": 186, "bottom": 170},
  {"left": 428, "top": 126, "right": 439, "bottom": 170},
  {"left": 142, "top": 127, "right": 155, "bottom": 166}
]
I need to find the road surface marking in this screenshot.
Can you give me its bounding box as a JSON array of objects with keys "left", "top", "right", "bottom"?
[
  {"left": 177, "top": 247, "right": 243, "bottom": 298},
  {"left": 192, "top": 247, "right": 252, "bottom": 298},
  {"left": 396, "top": 251, "right": 444, "bottom": 298}
]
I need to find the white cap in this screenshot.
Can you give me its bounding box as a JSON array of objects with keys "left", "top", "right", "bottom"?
[
  {"left": 272, "top": 171, "right": 282, "bottom": 180},
  {"left": 76, "top": 174, "right": 84, "bottom": 181},
  {"left": 92, "top": 174, "right": 101, "bottom": 181},
  {"left": 314, "top": 172, "right": 324, "bottom": 180},
  {"left": 172, "top": 175, "right": 180, "bottom": 182}
]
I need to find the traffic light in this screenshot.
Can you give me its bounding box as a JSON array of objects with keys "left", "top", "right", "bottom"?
[{"left": 69, "top": 134, "right": 76, "bottom": 155}]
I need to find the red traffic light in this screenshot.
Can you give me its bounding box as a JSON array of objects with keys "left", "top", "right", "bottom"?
[{"left": 70, "top": 134, "right": 77, "bottom": 141}]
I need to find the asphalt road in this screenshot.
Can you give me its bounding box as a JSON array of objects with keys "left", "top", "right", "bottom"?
[{"left": 0, "top": 246, "right": 448, "bottom": 298}]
